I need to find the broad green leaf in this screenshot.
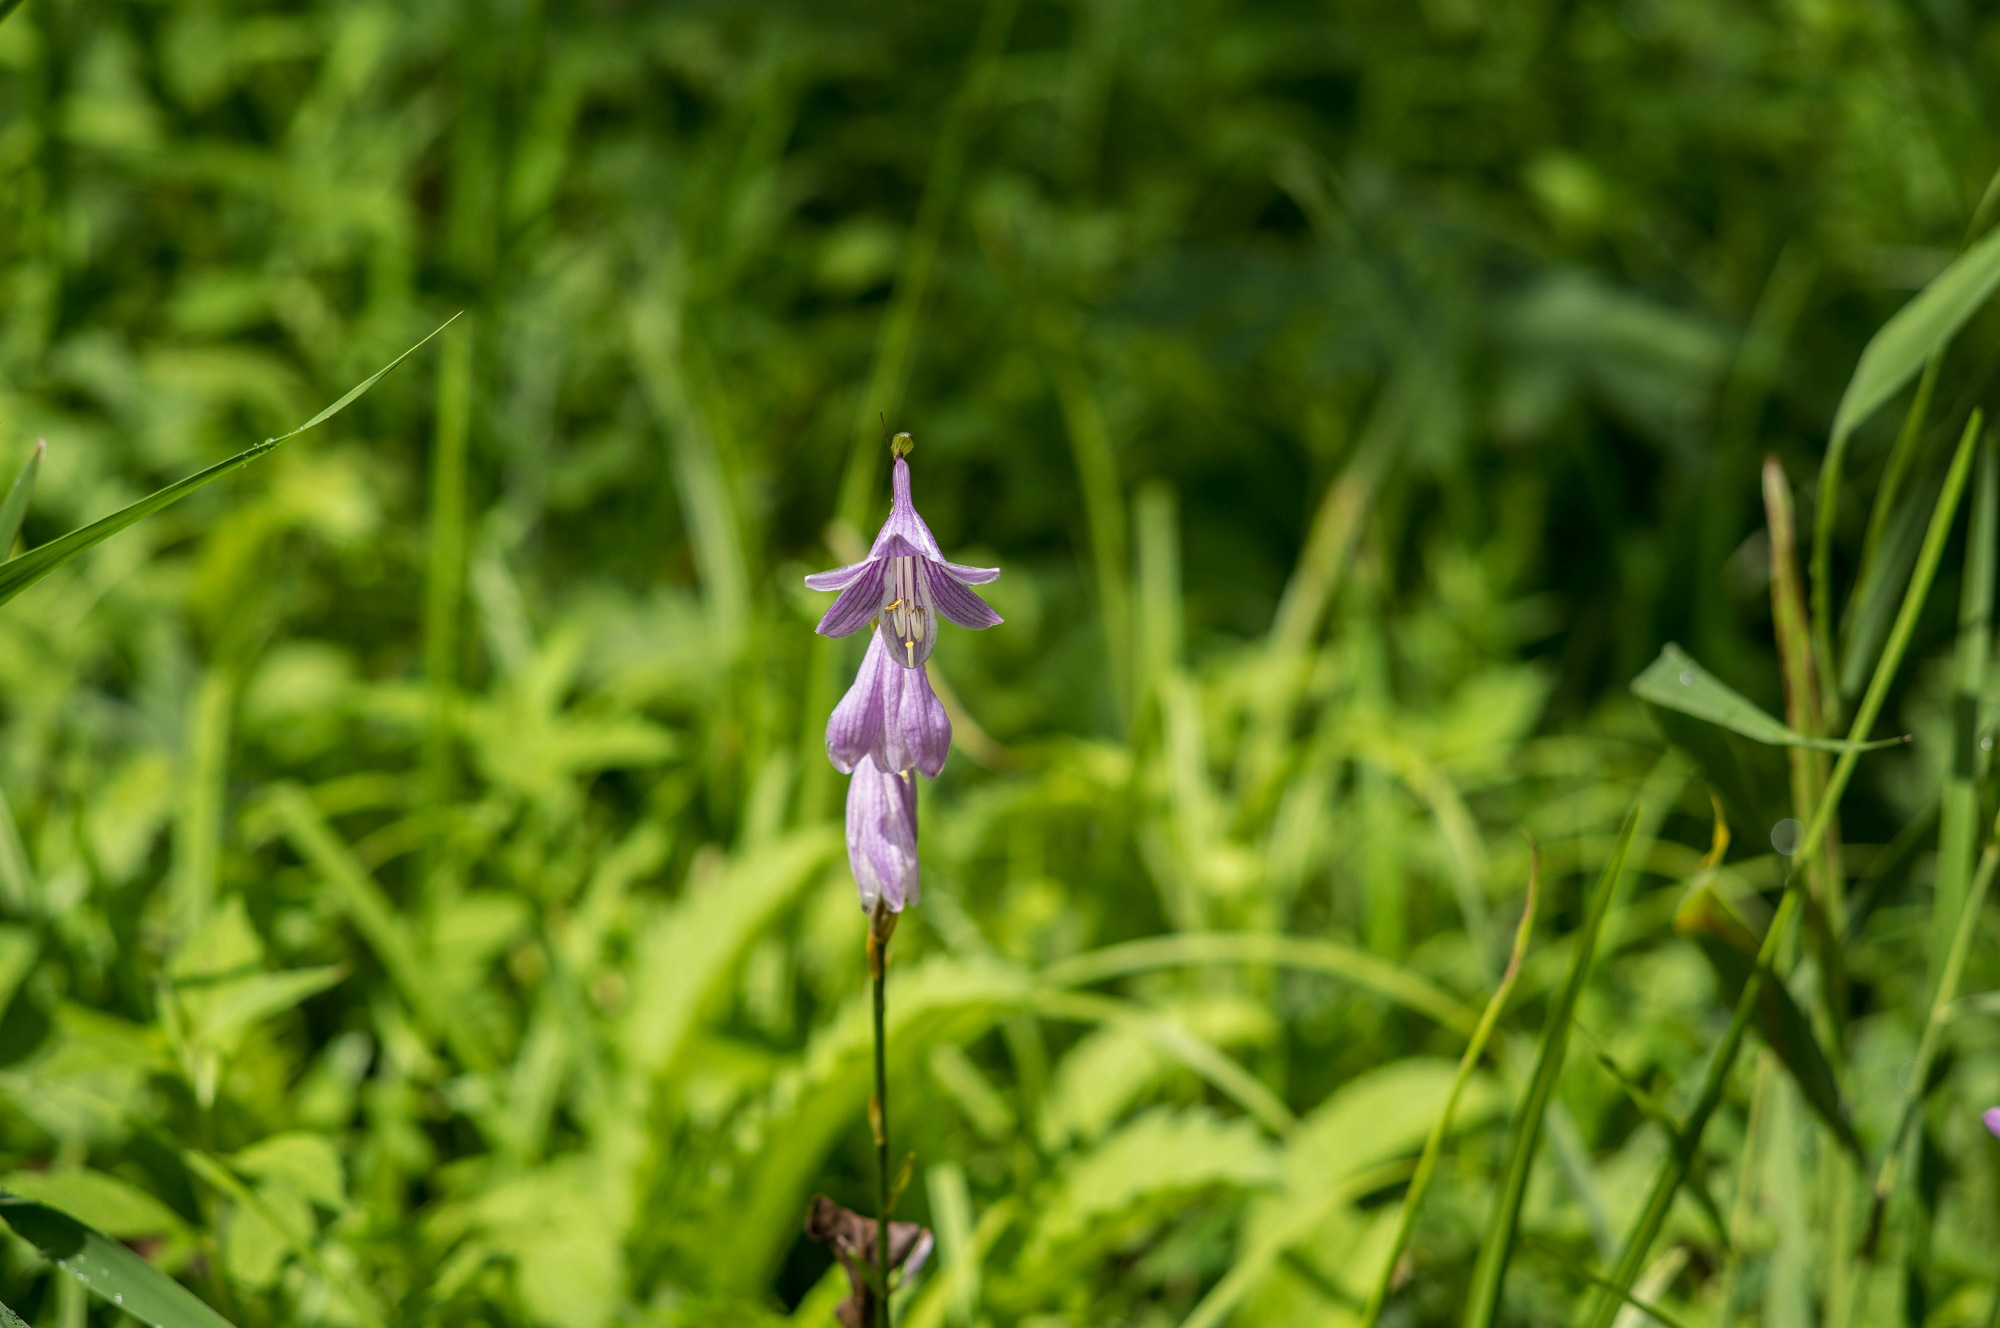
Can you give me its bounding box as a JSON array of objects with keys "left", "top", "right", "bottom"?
[
  {"left": 0, "top": 1193, "right": 236, "bottom": 1328},
  {"left": 231, "top": 1132, "right": 346, "bottom": 1211},
  {"left": 1633, "top": 644, "right": 1903, "bottom": 752},
  {"left": 0, "top": 315, "right": 457, "bottom": 611},
  {"left": 0, "top": 1170, "right": 190, "bottom": 1244},
  {"left": 1831, "top": 224, "right": 2000, "bottom": 445},
  {"left": 0, "top": 441, "right": 42, "bottom": 559},
  {"left": 1029, "top": 1106, "right": 1279, "bottom": 1258}
]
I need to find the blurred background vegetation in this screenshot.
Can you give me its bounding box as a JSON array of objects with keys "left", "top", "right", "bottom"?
[{"left": 3, "top": 0, "right": 2000, "bottom": 1324}]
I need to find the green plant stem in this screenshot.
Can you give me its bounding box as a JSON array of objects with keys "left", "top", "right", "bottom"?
[
  {"left": 1358, "top": 836, "right": 1540, "bottom": 1328},
  {"left": 1463, "top": 811, "right": 1638, "bottom": 1328},
  {"left": 1867, "top": 837, "right": 2000, "bottom": 1235},
  {"left": 1584, "top": 409, "right": 1981, "bottom": 1328},
  {"left": 871, "top": 904, "right": 894, "bottom": 1328}
]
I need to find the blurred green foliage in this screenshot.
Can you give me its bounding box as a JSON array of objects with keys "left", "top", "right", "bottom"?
[{"left": 3, "top": 0, "right": 2000, "bottom": 1325}]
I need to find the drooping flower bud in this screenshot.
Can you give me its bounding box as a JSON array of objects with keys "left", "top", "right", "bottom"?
[
  {"left": 827, "top": 627, "right": 952, "bottom": 779},
  {"left": 845, "top": 756, "right": 920, "bottom": 912}
]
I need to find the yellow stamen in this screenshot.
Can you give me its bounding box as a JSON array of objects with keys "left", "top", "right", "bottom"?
[
  {"left": 883, "top": 597, "right": 905, "bottom": 614},
  {"left": 905, "top": 639, "right": 914, "bottom": 666}
]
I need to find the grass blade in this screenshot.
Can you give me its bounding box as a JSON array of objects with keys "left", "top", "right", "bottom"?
[
  {"left": 1932, "top": 433, "right": 1996, "bottom": 995},
  {"left": 0, "top": 316, "right": 458, "bottom": 610},
  {"left": 1039, "top": 931, "right": 1480, "bottom": 1037},
  {"left": 1866, "top": 833, "right": 2000, "bottom": 1239},
  {"left": 1461, "top": 807, "right": 1640, "bottom": 1328},
  {"left": 1586, "top": 407, "right": 1982, "bottom": 1328},
  {"left": 1812, "top": 225, "right": 2000, "bottom": 710},
  {"left": 0, "top": 441, "right": 43, "bottom": 559},
  {"left": 1358, "top": 835, "right": 1540, "bottom": 1328},
  {"left": 0, "top": 1194, "right": 235, "bottom": 1328}
]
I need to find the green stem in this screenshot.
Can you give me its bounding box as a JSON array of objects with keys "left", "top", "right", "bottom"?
[{"left": 872, "top": 906, "right": 893, "bottom": 1328}]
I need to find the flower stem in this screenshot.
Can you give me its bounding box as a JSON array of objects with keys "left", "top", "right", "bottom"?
[{"left": 868, "top": 903, "right": 897, "bottom": 1328}]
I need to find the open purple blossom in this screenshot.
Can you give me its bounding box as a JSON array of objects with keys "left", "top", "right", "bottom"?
[
  {"left": 846, "top": 755, "right": 920, "bottom": 912},
  {"left": 805, "top": 454, "right": 1001, "bottom": 669},
  {"left": 1985, "top": 1107, "right": 2000, "bottom": 1140},
  {"left": 828, "top": 627, "right": 951, "bottom": 779}
]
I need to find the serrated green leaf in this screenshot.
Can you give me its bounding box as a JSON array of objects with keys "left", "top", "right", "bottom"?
[
  {"left": 0, "top": 1193, "right": 236, "bottom": 1328},
  {"left": 1633, "top": 644, "right": 1904, "bottom": 752}
]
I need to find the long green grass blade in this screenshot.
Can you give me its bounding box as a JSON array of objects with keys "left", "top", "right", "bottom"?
[
  {"left": 0, "top": 315, "right": 458, "bottom": 610},
  {"left": 0, "top": 1194, "right": 236, "bottom": 1328},
  {"left": 0, "top": 441, "right": 43, "bottom": 559},
  {"left": 1932, "top": 434, "right": 1996, "bottom": 995},
  {"left": 1461, "top": 807, "right": 1639, "bottom": 1328},
  {"left": 1812, "top": 224, "right": 2000, "bottom": 711},
  {"left": 1586, "top": 407, "right": 1982, "bottom": 1328},
  {"left": 1359, "top": 838, "right": 1540, "bottom": 1328},
  {"left": 1039, "top": 931, "right": 1479, "bottom": 1036}
]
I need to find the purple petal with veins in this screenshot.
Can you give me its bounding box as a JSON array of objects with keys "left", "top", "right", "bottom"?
[
  {"left": 813, "top": 559, "right": 887, "bottom": 638},
  {"left": 924, "top": 560, "right": 1003, "bottom": 630},
  {"left": 845, "top": 756, "right": 919, "bottom": 912},
  {"left": 803, "top": 455, "right": 1001, "bottom": 663},
  {"left": 827, "top": 629, "right": 950, "bottom": 778}
]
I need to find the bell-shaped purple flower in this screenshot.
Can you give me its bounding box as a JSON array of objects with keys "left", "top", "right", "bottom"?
[
  {"left": 846, "top": 755, "right": 920, "bottom": 912},
  {"left": 828, "top": 628, "right": 951, "bottom": 778},
  {"left": 805, "top": 455, "right": 1001, "bottom": 669}
]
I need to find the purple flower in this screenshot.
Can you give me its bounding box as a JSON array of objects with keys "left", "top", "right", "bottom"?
[
  {"left": 828, "top": 627, "right": 951, "bottom": 779},
  {"left": 1984, "top": 1107, "right": 2000, "bottom": 1140},
  {"left": 805, "top": 455, "right": 1001, "bottom": 669},
  {"left": 847, "top": 756, "right": 920, "bottom": 912}
]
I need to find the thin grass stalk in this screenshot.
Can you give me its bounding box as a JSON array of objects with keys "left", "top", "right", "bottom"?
[
  {"left": 1584, "top": 409, "right": 1982, "bottom": 1328},
  {"left": 1932, "top": 435, "right": 1996, "bottom": 995},
  {"left": 1462, "top": 809, "right": 1639, "bottom": 1328},
  {"left": 1810, "top": 354, "right": 1940, "bottom": 723},
  {"left": 1866, "top": 838, "right": 2000, "bottom": 1236},
  {"left": 1357, "top": 835, "right": 1540, "bottom": 1328},
  {"left": 421, "top": 317, "right": 471, "bottom": 906}
]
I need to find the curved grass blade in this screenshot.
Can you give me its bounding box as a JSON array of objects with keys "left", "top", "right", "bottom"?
[
  {"left": 0, "top": 1193, "right": 236, "bottom": 1328},
  {"left": 1586, "top": 408, "right": 1982, "bottom": 1328},
  {"left": 1633, "top": 645, "right": 1905, "bottom": 752},
  {"left": 1461, "top": 808, "right": 1639, "bottom": 1328},
  {"left": 1357, "top": 836, "right": 1540, "bottom": 1328},
  {"left": 1866, "top": 836, "right": 2000, "bottom": 1244},
  {"left": 0, "top": 315, "right": 458, "bottom": 610},
  {"left": 1673, "top": 885, "right": 1862, "bottom": 1161},
  {"left": 1813, "top": 227, "right": 2000, "bottom": 708},
  {"left": 1040, "top": 932, "right": 1479, "bottom": 1037},
  {"left": 0, "top": 441, "right": 43, "bottom": 559}
]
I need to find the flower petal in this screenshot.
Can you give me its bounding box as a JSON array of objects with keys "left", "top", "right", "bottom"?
[
  {"left": 813, "top": 559, "right": 887, "bottom": 637},
  {"left": 868, "top": 458, "right": 946, "bottom": 563},
  {"left": 940, "top": 560, "right": 1001, "bottom": 586},
  {"left": 804, "top": 559, "right": 874, "bottom": 592},
  {"left": 826, "top": 631, "right": 894, "bottom": 773},
  {"left": 845, "top": 757, "right": 920, "bottom": 911},
  {"left": 923, "top": 559, "right": 1003, "bottom": 630},
  {"left": 886, "top": 662, "right": 952, "bottom": 779}
]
